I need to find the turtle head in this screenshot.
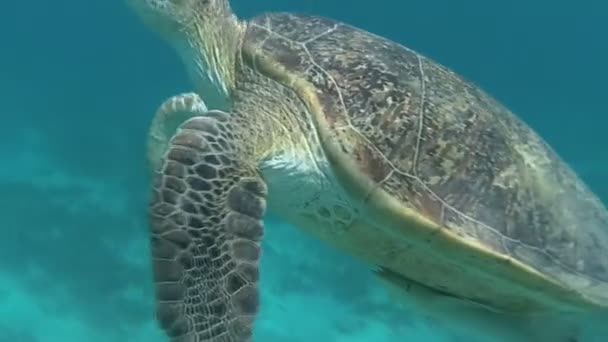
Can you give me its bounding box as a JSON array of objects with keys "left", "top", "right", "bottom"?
[
  {"left": 127, "top": 0, "right": 242, "bottom": 101},
  {"left": 126, "top": 0, "right": 229, "bottom": 38}
]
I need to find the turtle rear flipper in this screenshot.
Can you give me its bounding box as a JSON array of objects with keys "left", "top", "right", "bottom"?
[
  {"left": 150, "top": 112, "right": 266, "bottom": 341},
  {"left": 375, "top": 267, "right": 582, "bottom": 342}
]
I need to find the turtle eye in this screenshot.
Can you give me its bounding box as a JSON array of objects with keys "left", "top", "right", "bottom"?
[{"left": 195, "top": 0, "right": 212, "bottom": 7}]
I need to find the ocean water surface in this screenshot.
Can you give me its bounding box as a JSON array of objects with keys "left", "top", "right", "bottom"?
[{"left": 0, "top": 1, "right": 606, "bottom": 341}]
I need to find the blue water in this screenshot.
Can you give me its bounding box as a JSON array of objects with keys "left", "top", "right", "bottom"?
[{"left": 0, "top": 1, "right": 606, "bottom": 341}]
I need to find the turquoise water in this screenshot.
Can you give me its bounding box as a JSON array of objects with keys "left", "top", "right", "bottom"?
[{"left": 0, "top": 1, "right": 606, "bottom": 341}]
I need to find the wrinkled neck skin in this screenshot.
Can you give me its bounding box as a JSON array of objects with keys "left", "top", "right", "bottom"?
[{"left": 172, "top": 7, "right": 245, "bottom": 110}]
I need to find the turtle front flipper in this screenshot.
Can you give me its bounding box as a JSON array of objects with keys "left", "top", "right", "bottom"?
[
  {"left": 149, "top": 111, "right": 266, "bottom": 342},
  {"left": 147, "top": 92, "right": 208, "bottom": 172}
]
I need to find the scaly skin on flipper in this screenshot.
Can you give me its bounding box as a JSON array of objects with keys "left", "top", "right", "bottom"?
[
  {"left": 149, "top": 111, "right": 266, "bottom": 341},
  {"left": 148, "top": 93, "right": 208, "bottom": 172}
]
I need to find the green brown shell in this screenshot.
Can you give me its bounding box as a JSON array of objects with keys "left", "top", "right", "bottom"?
[{"left": 241, "top": 13, "right": 608, "bottom": 310}]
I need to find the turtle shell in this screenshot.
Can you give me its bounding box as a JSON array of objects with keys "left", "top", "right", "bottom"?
[{"left": 241, "top": 13, "right": 608, "bottom": 312}]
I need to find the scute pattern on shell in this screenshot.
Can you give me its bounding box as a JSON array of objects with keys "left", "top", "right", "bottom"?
[{"left": 244, "top": 13, "right": 608, "bottom": 295}]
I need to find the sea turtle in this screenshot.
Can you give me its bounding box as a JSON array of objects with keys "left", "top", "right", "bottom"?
[{"left": 126, "top": 0, "right": 608, "bottom": 341}]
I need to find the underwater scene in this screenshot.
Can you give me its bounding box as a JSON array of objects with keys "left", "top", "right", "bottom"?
[{"left": 1, "top": 0, "right": 607, "bottom": 341}]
